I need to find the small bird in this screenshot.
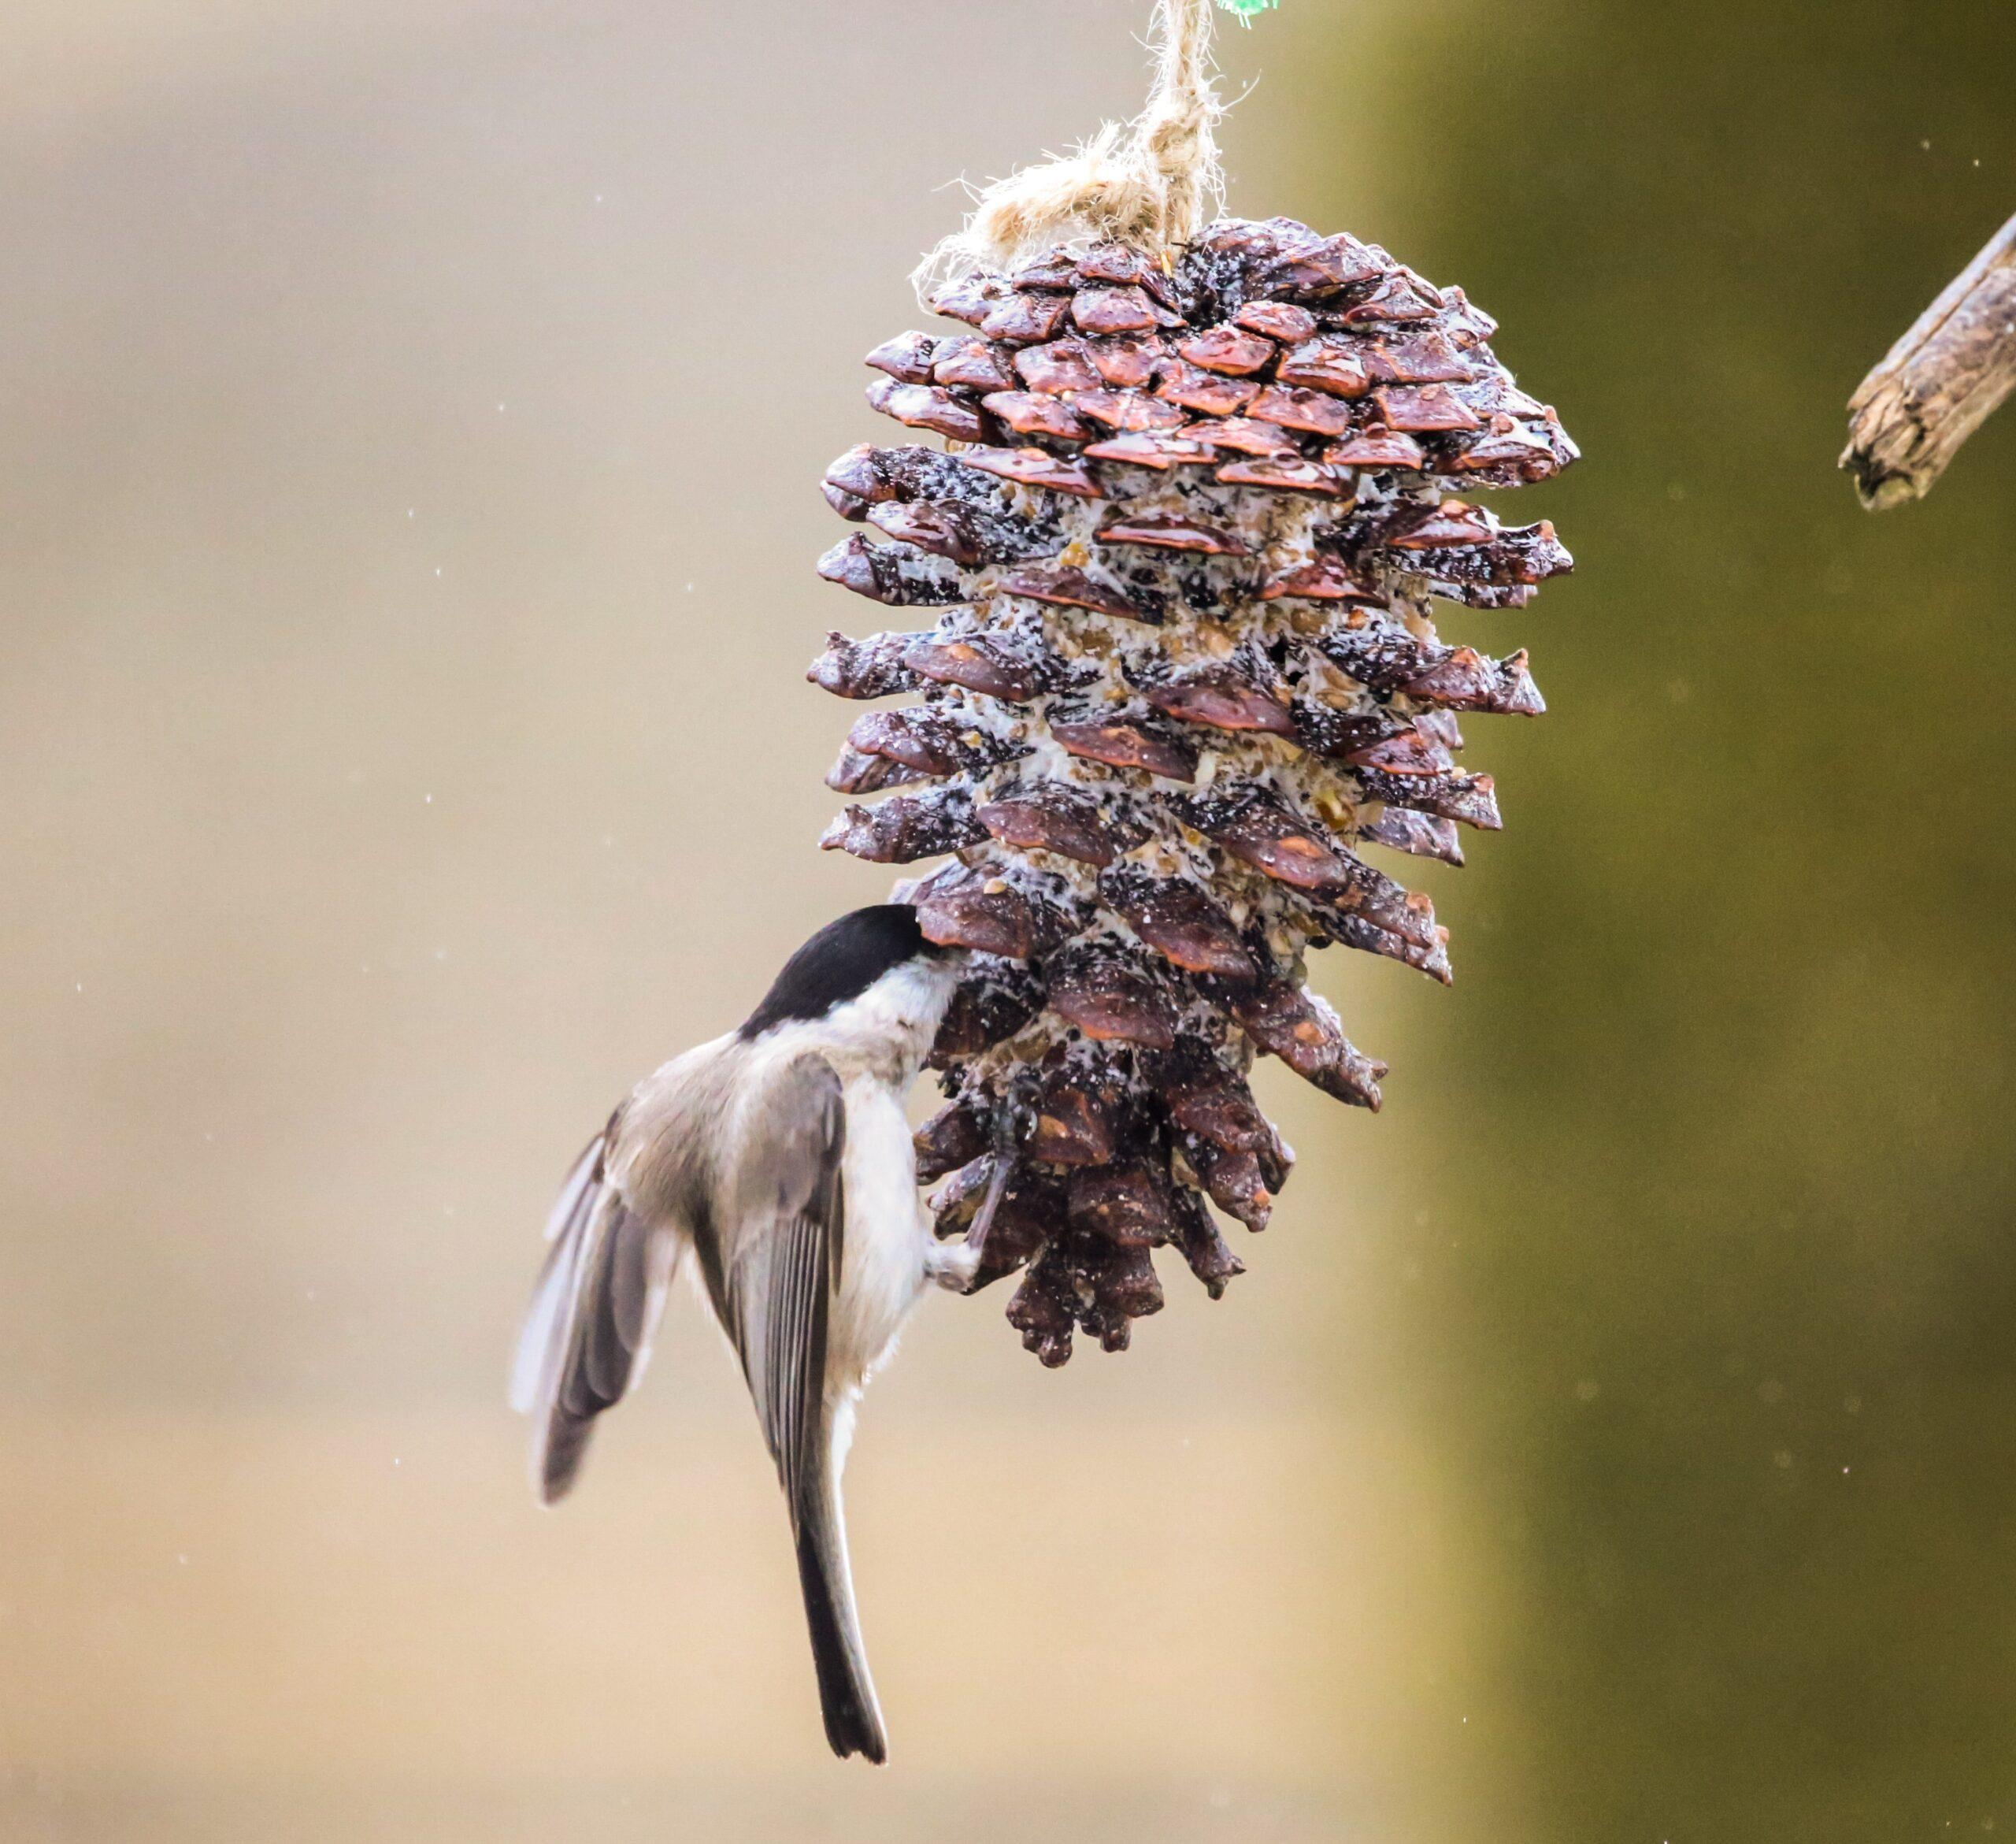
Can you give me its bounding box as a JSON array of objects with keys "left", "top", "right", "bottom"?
[{"left": 510, "top": 904, "right": 979, "bottom": 1763}]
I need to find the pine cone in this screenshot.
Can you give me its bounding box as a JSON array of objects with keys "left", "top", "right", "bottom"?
[{"left": 810, "top": 217, "right": 1576, "bottom": 1366}]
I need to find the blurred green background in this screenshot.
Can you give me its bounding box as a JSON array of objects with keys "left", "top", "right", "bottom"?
[
  {"left": 0, "top": 2, "right": 2012, "bottom": 1840},
  {"left": 1408, "top": 4, "right": 2016, "bottom": 1840}
]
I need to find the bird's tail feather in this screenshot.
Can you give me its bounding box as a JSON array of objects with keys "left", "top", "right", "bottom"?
[{"left": 793, "top": 1460, "right": 887, "bottom": 1764}]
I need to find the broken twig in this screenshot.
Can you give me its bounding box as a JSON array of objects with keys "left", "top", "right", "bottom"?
[{"left": 1842, "top": 211, "right": 2016, "bottom": 509}]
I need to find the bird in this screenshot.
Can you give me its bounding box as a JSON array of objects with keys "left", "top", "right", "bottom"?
[{"left": 510, "top": 903, "right": 983, "bottom": 1764}]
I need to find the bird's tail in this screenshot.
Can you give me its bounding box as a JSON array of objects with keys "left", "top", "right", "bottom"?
[{"left": 792, "top": 1438, "right": 888, "bottom": 1764}]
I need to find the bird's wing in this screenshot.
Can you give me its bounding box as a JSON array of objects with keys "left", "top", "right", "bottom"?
[
  {"left": 513, "top": 1108, "right": 680, "bottom": 1503},
  {"left": 719, "top": 1053, "right": 846, "bottom": 1512},
  {"left": 717, "top": 1052, "right": 885, "bottom": 1762}
]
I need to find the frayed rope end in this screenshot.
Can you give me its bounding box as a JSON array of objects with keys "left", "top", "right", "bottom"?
[{"left": 912, "top": 0, "right": 1276, "bottom": 302}]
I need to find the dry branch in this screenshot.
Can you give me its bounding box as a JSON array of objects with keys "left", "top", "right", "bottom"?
[{"left": 1842, "top": 211, "right": 2016, "bottom": 509}]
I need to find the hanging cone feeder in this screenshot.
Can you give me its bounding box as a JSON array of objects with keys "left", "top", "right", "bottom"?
[{"left": 809, "top": 1, "right": 1577, "bottom": 1365}]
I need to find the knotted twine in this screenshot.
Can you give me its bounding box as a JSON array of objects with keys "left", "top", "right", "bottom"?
[{"left": 913, "top": 0, "right": 1277, "bottom": 297}]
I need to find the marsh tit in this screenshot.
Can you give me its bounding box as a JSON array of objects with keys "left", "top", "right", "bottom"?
[{"left": 511, "top": 904, "right": 980, "bottom": 1763}]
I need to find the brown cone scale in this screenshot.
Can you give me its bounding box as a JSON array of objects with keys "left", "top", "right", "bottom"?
[{"left": 806, "top": 216, "right": 1577, "bottom": 1364}]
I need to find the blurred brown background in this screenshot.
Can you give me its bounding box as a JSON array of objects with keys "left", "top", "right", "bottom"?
[{"left": 2, "top": 2, "right": 2013, "bottom": 1840}]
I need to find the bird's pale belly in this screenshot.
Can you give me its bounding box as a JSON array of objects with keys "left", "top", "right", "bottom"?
[{"left": 828, "top": 1078, "right": 932, "bottom": 1390}]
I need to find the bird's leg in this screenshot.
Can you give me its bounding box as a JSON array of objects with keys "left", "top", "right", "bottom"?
[
  {"left": 947, "top": 1075, "right": 1038, "bottom": 1289},
  {"left": 939, "top": 1159, "right": 1011, "bottom": 1290},
  {"left": 923, "top": 1074, "right": 1036, "bottom": 1294}
]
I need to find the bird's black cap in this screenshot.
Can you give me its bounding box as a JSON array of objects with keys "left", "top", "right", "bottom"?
[{"left": 739, "top": 904, "right": 943, "bottom": 1040}]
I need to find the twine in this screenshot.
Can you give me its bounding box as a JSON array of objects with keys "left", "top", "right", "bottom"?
[{"left": 913, "top": 0, "right": 1251, "bottom": 295}]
